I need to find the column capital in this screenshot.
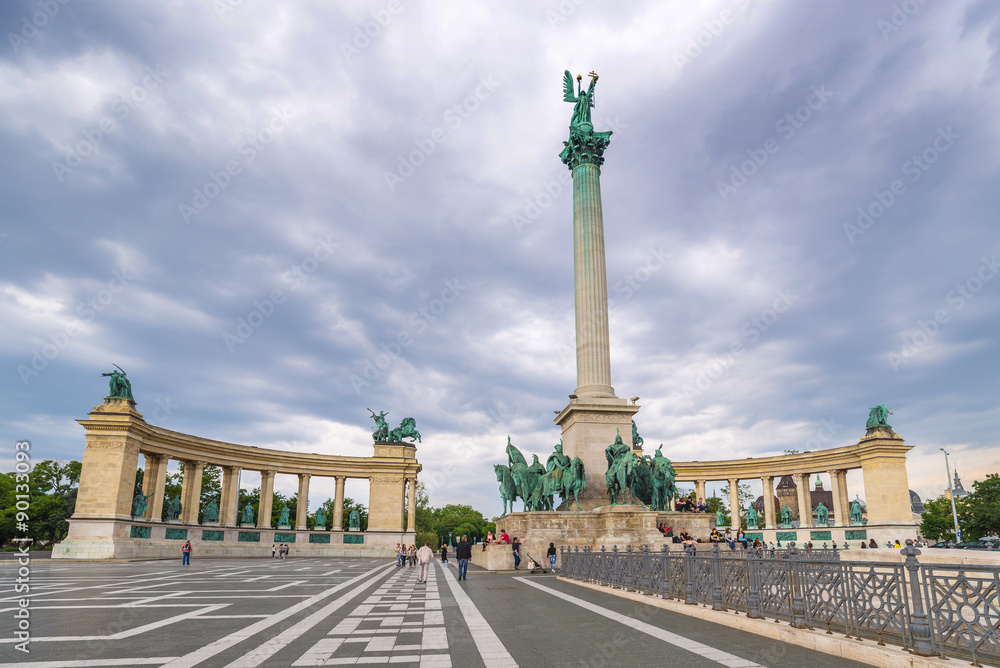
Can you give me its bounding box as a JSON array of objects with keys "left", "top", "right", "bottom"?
[{"left": 561, "top": 127, "right": 612, "bottom": 170}]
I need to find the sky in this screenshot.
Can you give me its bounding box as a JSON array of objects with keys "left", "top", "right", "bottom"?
[{"left": 2, "top": 0, "right": 999, "bottom": 520}]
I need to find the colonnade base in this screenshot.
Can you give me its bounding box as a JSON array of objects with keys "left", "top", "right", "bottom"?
[{"left": 52, "top": 518, "right": 415, "bottom": 560}]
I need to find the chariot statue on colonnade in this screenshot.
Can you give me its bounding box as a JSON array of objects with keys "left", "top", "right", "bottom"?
[{"left": 368, "top": 409, "right": 421, "bottom": 443}]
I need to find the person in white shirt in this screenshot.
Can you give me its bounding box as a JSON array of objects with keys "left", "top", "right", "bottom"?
[{"left": 417, "top": 541, "right": 434, "bottom": 583}]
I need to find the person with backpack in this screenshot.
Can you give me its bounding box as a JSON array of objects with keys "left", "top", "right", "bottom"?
[{"left": 181, "top": 540, "right": 192, "bottom": 566}]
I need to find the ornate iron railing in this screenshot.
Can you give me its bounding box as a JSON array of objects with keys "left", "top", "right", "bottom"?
[{"left": 560, "top": 540, "right": 998, "bottom": 666}]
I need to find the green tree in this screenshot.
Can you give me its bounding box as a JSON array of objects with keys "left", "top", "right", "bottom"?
[
  {"left": 961, "top": 474, "right": 1000, "bottom": 540},
  {"left": 920, "top": 496, "right": 960, "bottom": 541}
]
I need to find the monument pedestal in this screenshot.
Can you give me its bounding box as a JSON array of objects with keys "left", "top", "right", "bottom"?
[{"left": 554, "top": 399, "right": 639, "bottom": 510}]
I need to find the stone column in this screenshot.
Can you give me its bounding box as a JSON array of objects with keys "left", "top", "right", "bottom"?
[
  {"left": 836, "top": 470, "right": 851, "bottom": 524},
  {"left": 761, "top": 476, "right": 775, "bottom": 529},
  {"left": 296, "top": 473, "right": 311, "bottom": 530},
  {"left": 141, "top": 453, "right": 166, "bottom": 522},
  {"left": 571, "top": 162, "right": 615, "bottom": 398},
  {"left": 220, "top": 466, "right": 241, "bottom": 527},
  {"left": 407, "top": 478, "right": 417, "bottom": 532},
  {"left": 795, "top": 473, "right": 812, "bottom": 528},
  {"left": 858, "top": 438, "right": 914, "bottom": 523},
  {"left": 332, "top": 475, "right": 345, "bottom": 532},
  {"left": 828, "top": 469, "right": 843, "bottom": 526},
  {"left": 180, "top": 460, "right": 205, "bottom": 524},
  {"left": 728, "top": 478, "right": 740, "bottom": 530},
  {"left": 695, "top": 480, "right": 706, "bottom": 504},
  {"left": 258, "top": 470, "right": 275, "bottom": 529}
]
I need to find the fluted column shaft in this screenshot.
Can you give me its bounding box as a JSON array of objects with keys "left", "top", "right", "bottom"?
[
  {"left": 296, "top": 474, "right": 311, "bottom": 530},
  {"left": 332, "top": 476, "right": 346, "bottom": 532},
  {"left": 220, "top": 465, "right": 241, "bottom": 527},
  {"left": 180, "top": 460, "right": 205, "bottom": 524},
  {"left": 572, "top": 162, "right": 615, "bottom": 398},
  {"left": 728, "top": 478, "right": 741, "bottom": 530},
  {"left": 828, "top": 470, "right": 843, "bottom": 526},
  {"left": 407, "top": 478, "right": 417, "bottom": 532},
  {"left": 761, "top": 476, "right": 775, "bottom": 529},
  {"left": 258, "top": 470, "right": 275, "bottom": 529}
]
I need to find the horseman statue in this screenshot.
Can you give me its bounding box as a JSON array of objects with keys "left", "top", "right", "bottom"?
[
  {"left": 367, "top": 409, "right": 390, "bottom": 442},
  {"left": 388, "top": 417, "right": 421, "bottom": 443},
  {"left": 605, "top": 429, "right": 641, "bottom": 505},
  {"left": 649, "top": 445, "right": 677, "bottom": 512},
  {"left": 496, "top": 437, "right": 587, "bottom": 513}
]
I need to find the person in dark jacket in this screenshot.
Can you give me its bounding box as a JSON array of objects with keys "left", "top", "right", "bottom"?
[
  {"left": 547, "top": 543, "right": 557, "bottom": 572},
  {"left": 512, "top": 538, "right": 521, "bottom": 570},
  {"left": 456, "top": 536, "right": 472, "bottom": 581}
]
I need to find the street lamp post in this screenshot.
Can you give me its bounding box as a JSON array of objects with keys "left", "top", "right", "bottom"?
[{"left": 941, "top": 448, "right": 962, "bottom": 543}]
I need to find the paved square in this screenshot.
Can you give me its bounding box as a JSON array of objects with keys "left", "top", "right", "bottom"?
[{"left": 0, "top": 557, "right": 871, "bottom": 667}]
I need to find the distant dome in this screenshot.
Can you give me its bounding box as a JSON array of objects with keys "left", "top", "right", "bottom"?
[{"left": 910, "top": 490, "right": 924, "bottom": 513}]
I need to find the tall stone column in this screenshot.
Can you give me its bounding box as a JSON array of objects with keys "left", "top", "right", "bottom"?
[
  {"left": 407, "top": 478, "right": 417, "bottom": 533},
  {"left": 828, "top": 469, "right": 843, "bottom": 526},
  {"left": 180, "top": 460, "right": 205, "bottom": 525},
  {"left": 220, "top": 466, "right": 241, "bottom": 527},
  {"left": 836, "top": 470, "right": 851, "bottom": 524},
  {"left": 795, "top": 473, "right": 812, "bottom": 528},
  {"left": 695, "top": 480, "right": 707, "bottom": 504},
  {"left": 141, "top": 453, "right": 166, "bottom": 522},
  {"left": 332, "top": 475, "right": 345, "bottom": 532},
  {"left": 857, "top": 428, "right": 914, "bottom": 524},
  {"left": 761, "top": 476, "right": 775, "bottom": 529},
  {"left": 296, "top": 474, "right": 311, "bottom": 530},
  {"left": 728, "top": 478, "right": 741, "bottom": 530},
  {"left": 258, "top": 470, "right": 275, "bottom": 529}
]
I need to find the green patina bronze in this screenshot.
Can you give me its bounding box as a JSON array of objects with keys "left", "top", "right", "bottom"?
[
  {"left": 166, "top": 495, "right": 182, "bottom": 521},
  {"left": 715, "top": 508, "right": 726, "bottom": 527},
  {"left": 631, "top": 419, "right": 643, "bottom": 449},
  {"left": 649, "top": 446, "right": 676, "bottom": 512},
  {"left": 314, "top": 508, "right": 327, "bottom": 530},
  {"left": 165, "top": 528, "right": 187, "bottom": 540},
  {"left": 310, "top": 533, "right": 331, "bottom": 544},
  {"left": 746, "top": 505, "right": 759, "bottom": 530},
  {"left": 559, "top": 70, "right": 612, "bottom": 169},
  {"left": 344, "top": 534, "right": 364, "bottom": 544},
  {"left": 240, "top": 503, "right": 255, "bottom": 525},
  {"left": 776, "top": 531, "right": 797, "bottom": 542},
  {"left": 779, "top": 504, "right": 793, "bottom": 527},
  {"left": 815, "top": 502, "right": 829, "bottom": 526},
  {"left": 845, "top": 529, "right": 868, "bottom": 540},
  {"left": 238, "top": 531, "right": 260, "bottom": 542},
  {"left": 810, "top": 530, "right": 832, "bottom": 541},
  {"left": 349, "top": 509, "right": 361, "bottom": 531},
  {"left": 277, "top": 505, "right": 291, "bottom": 527},
  {"left": 388, "top": 416, "right": 421, "bottom": 443},
  {"left": 497, "top": 438, "right": 586, "bottom": 512},
  {"left": 202, "top": 530, "right": 224, "bottom": 541},
  {"left": 850, "top": 499, "right": 865, "bottom": 525},
  {"left": 368, "top": 408, "right": 390, "bottom": 442},
  {"left": 131, "top": 491, "right": 153, "bottom": 518},
  {"left": 130, "top": 525, "right": 151, "bottom": 539},
  {"left": 102, "top": 365, "right": 135, "bottom": 401},
  {"left": 274, "top": 532, "right": 296, "bottom": 542},
  {"left": 745, "top": 532, "right": 763, "bottom": 542},
  {"left": 866, "top": 403, "right": 892, "bottom": 429},
  {"left": 203, "top": 499, "right": 219, "bottom": 523},
  {"left": 605, "top": 429, "right": 638, "bottom": 505}
]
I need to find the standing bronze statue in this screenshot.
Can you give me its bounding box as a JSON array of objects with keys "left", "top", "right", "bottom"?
[
  {"left": 102, "top": 365, "right": 135, "bottom": 401},
  {"left": 368, "top": 409, "right": 390, "bottom": 442}
]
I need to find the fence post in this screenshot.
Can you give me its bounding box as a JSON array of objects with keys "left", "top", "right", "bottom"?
[
  {"left": 901, "top": 540, "right": 937, "bottom": 656},
  {"left": 711, "top": 542, "right": 725, "bottom": 611},
  {"left": 660, "top": 544, "right": 670, "bottom": 598},
  {"left": 747, "top": 547, "right": 763, "bottom": 619},
  {"left": 788, "top": 542, "right": 809, "bottom": 629},
  {"left": 684, "top": 542, "right": 697, "bottom": 605}
]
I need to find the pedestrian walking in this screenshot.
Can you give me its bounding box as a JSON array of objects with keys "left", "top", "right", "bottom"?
[
  {"left": 181, "top": 540, "right": 192, "bottom": 566},
  {"left": 547, "top": 542, "right": 557, "bottom": 572},
  {"left": 417, "top": 541, "right": 434, "bottom": 583},
  {"left": 440, "top": 543, "right": 448, "bottom": 563},
  {"left": 456, "top": 535, "right": 472, "bottom": 581}
]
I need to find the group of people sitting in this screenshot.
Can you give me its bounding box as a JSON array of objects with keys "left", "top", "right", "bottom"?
[
  {"left": 484, "top": 530, "right": 510, "bottom": 544},
  {"left": 674, "top": 497, "right": 710, "bottom": 513}
]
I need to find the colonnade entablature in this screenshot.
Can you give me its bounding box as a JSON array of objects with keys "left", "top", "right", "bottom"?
[
  {"left": 69, "top": 397, "right": 421, "bottom": 535},
  {"left": 668, "top": 426, "right": 914, "bottom": 531}
]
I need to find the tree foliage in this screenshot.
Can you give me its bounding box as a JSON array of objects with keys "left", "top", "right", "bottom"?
[
  {"left": 1, "top": 460, "right": 81, "bottom": 548},
  {"left": 921, "top": 474, "right": 1000, "bottom": 542}
]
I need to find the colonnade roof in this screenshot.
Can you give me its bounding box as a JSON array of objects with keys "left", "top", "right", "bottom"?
[
  {"left": 671, "top": 439, "right": 911, "bottom": 481},
  {"left": 79, "top": 403, "right": 420, "bottom": 478}
]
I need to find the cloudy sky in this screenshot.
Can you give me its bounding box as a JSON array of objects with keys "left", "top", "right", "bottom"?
[{"left": 2, "top": 0, "right": 998, "bottom": 519}]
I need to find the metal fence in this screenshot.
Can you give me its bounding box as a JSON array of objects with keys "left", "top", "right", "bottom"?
[{"left": 560, "top": 540, "right": 1000, "bottom": 666}]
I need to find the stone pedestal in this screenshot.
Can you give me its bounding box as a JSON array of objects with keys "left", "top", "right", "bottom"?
[{"left": 554, "top": 400, "right": 639, "bottom": 510}]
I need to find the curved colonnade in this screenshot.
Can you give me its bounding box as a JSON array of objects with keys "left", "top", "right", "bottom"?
[{"left": 55, "top": 397, "right": 421, "bottom": 560}]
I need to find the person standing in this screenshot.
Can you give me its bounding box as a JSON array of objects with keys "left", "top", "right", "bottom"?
[
  {"left": 440, "top": 543, "right": 448, "bottom": 564},
  {"left": 181, "top": 540, "right": 192, "bottom": 566},
  {"left": 271, "top": 544, "right": 277, "bottom": 558},
  {"left": 512, "top": 538, "right": 521, "bottom": 570},
  {"left": 417, "top": 541, "right": 434, "bottom": 583},
  {"left": 547, "top": 543, "right": 557, "bottom": 572},
  {"left": 456, "top": 535, "right": 472, "bottom": 581}
]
